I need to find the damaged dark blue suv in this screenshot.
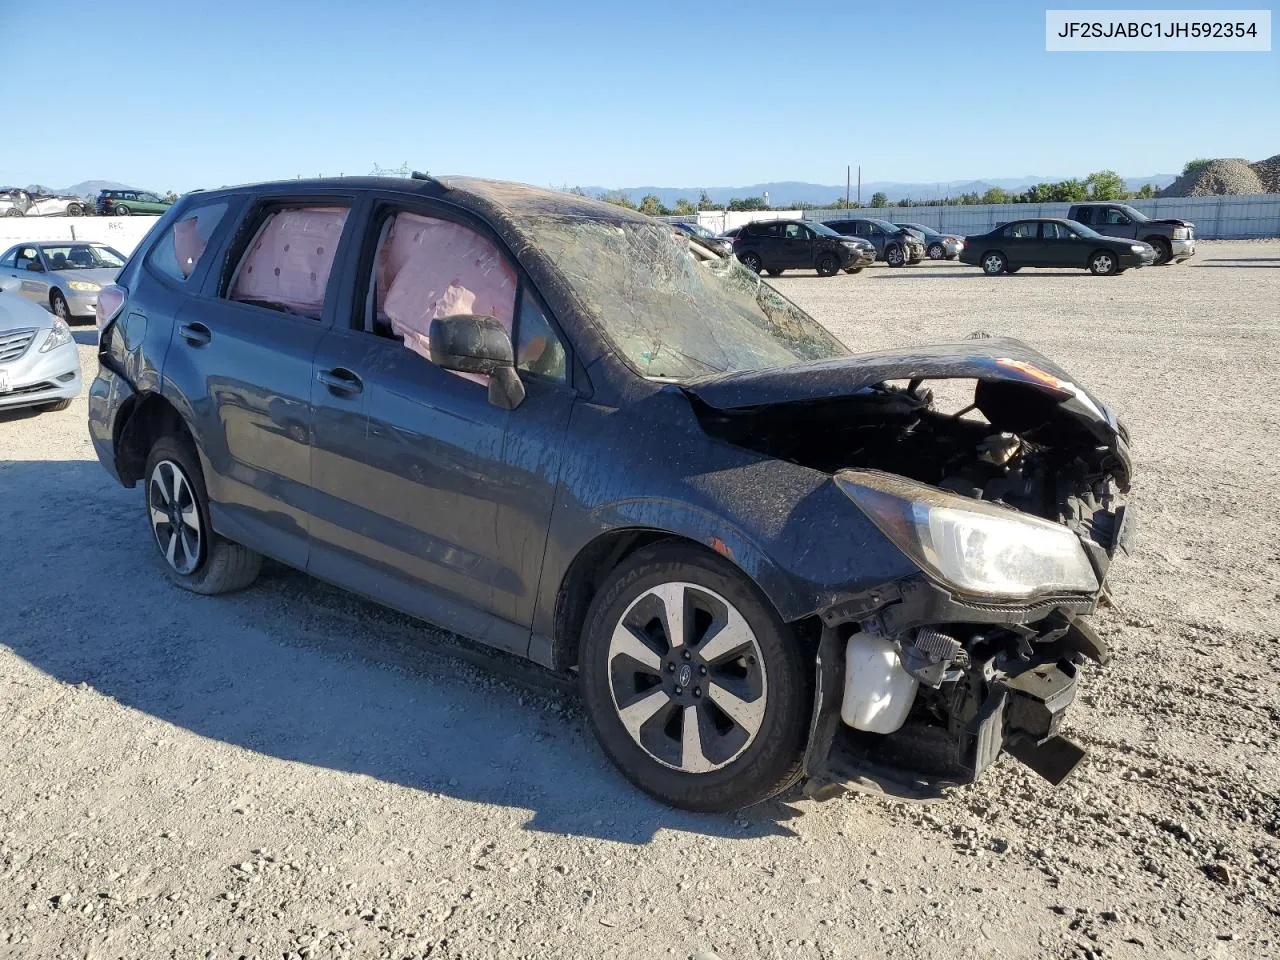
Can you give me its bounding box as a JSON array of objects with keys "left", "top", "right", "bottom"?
[{"left": 88, "top": 175, "right": 1134, "bottom": 811}]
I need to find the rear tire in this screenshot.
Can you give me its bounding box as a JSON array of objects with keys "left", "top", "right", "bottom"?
[
  {"left": 115, "top": 205, "right": 131, "bottom": 216},
  {"left": 815, "top": 253, "right": 839, "bottom": 277},
  {"left": 578, "top": 542, "right": 809, "bottom": 812},
  {"left": 981, "top": 251, "right": 1007, "bottom": 275},
  {"left": 766, "top": 268, "right": 784, "bottom": 277},
  {"left": 143, "top": 435, "right": 262, "bottom": 595},
  {"left": 66, "top": 203, "right": 84, "bottom": 217},
  {"left": 927, "top": 242, "right": 945, "bottom": 260}
]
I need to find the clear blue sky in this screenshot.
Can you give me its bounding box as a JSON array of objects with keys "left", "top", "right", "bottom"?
[{"left": 2, "top": 0, "right": 1276, "bottom": 192}]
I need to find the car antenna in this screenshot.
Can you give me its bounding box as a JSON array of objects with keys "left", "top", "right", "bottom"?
[{"left": 411, "top": 170, "right": 449, "bottom": 190}]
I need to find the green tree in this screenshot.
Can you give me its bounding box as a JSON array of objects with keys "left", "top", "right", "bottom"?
[
  {"left": 1182, "top": 158, "right": 1213, "bottom": 177},
  {"left": 1085, "top": 169, "right": 1126, "bottom": 200},
  {"left": 673, "top": 197, "right": 696, "bottom": 215},
  {"left": 599, "top": 191, "right": 637, "bottom": 210},
  {"left": 1135, "top": 183, "right": 1157, "bottom": 199},
  {"left": 697, "top": 190, "right": 723, "bottom": 212},
  {"left": 728, "top": 197, "right": 770, "bottom": 211},
  {"left": 637, "top": 194, "right": 670, "bottom": 216},
  {"left": 981, "top": 187, "right": 1009, "bottom": 205},
  {"left": 870, "top": 191, "right": 889, "bottom": 208}
]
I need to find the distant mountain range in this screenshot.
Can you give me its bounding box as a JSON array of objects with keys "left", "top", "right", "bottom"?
[
  {"left": 57, "top": 180, "right": 138, "bottom": 198},
  {"left": 580, "top": 174, "right": 1178, "bottom": 207}
]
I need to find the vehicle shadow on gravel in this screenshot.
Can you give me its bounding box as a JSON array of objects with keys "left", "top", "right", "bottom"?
[{"left": 0, "top": 459, "right": 805, "bottom": 846}]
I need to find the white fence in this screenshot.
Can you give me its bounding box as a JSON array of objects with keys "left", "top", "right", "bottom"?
[
  {"left": 0, "top": 216, "right": 161, "bottom": 255},
  {"left": 799, "top": 194, "right": 1280, "bottom": 239}
]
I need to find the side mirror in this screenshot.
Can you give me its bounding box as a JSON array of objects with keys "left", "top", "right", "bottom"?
[
  {"left": 428, "top": 314, "right": 525, "bottom": 410},
  {"left": 25, "top": 261, "right": 44, "bottom": 273}
]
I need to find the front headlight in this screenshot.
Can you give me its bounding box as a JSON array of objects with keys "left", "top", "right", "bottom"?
[
  {"left": 1130, "top": 245, "right": 1146, "bottom": 253},
  {"left": 68, "top": 280, "right": 101, "bottom": 292},
  {"left": 1172, "top": 227, "right": 1188, "bottom": 240},
  {"left": 40, "top": 317, "right": 73, "bottom": 353},
  {"left": 834, "top": 469, "right": 1098, "bottom": 599}
]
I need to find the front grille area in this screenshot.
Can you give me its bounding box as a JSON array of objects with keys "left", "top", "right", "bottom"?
[
  {"left": 6, "top": 380, "right": 55, "bottom": 396},
  {"left": 0, "top": 327, "right": 38, "bottom": 363}
]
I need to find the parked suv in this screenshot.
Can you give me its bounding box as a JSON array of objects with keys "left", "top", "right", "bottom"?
[
  {"left": 88, "top": 175, "right": 1133, "bottom": 812},
  {"left": 97, "top": 189, "right": 172, "bottom": 216},
  {"left": 1066, "top": 202, "right": 1195, "bottom": 265},
  {"left": 823, "top": 218, "right": 925, "bottom": 266},
  {"left": 732, "top": 219, "right": 874, "bottom": 276}
]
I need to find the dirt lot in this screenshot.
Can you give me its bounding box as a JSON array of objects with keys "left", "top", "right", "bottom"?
[{"left": 2, "top": 241, "right": 1277, "bottom": 960}]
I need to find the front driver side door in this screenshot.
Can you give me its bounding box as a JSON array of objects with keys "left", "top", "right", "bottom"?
[{"left": 307, "top": 201, "right": 576, "bottom": 657}]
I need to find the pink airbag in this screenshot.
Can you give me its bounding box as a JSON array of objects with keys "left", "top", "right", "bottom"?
[
  {"left": 375, "top": 214, "right": 517, "bottom": 378},
  {"left": 231, "top": 207, "right": 349, "bottom": 315},
  {"left": 171, "top": 216, "right": 206, "bottom": 278}
]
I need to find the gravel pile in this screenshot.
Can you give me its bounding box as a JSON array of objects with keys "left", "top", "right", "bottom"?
[
  {"left": 1160, "top": 158, "right": 1266, "bottom": 197},
  {"left": 1251, "top": 154, "right": 1280, "bottom": 193}
]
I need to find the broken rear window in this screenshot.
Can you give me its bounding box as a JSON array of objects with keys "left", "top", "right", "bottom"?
[{"left": 525, "top": 218, "right": 848, "bottom": 380}]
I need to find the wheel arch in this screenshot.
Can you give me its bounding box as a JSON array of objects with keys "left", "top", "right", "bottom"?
[
  {"left": 114, "top": 391, "right": 192, "bottom": 486},
  {"left": 549, "top": 521, "right": 804, "bottom": 672}
]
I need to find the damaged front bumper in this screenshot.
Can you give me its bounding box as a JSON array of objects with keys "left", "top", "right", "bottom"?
[{"left": 800, "top": 575, "right": 1111, "bottom": 802}]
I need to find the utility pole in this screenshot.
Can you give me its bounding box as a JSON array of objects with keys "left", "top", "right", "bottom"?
[
  {"left": 846, "top": 165, "right": 851, "bottom": 208},
  {"left": 857, "top": 166, "right": 861, "bottom": 206}
]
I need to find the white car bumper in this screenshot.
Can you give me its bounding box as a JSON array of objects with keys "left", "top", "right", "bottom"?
[{"left": 0, "top": 332, "right": 81, "bottom": 411}]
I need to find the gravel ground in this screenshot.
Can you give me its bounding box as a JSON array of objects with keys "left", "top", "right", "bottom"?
[{"left": 2, "top": 242, "right": 1278, "bottom": 960}]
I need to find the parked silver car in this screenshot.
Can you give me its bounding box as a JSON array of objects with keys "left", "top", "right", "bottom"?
[
  {"left": 0, "top": 278, "right": 81, "bottom": 412},
  {"left": 0, "top": 242, "right": 126, "bottom": 322}
]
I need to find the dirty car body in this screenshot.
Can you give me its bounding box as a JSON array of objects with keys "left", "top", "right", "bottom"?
[{"left": 87, "top": 175, "right": 1133, "bottom": 812}]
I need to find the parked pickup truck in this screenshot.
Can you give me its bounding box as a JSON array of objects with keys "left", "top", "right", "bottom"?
[{"left": 1067, "top": 202, "right": 1195, "bottom": 265}]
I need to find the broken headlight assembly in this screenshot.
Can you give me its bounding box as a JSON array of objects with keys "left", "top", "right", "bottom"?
[{"left": 834, "top": 469, "right": 1098, "bottom": 599}]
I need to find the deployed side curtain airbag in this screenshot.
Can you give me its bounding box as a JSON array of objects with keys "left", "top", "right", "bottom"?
[
  {"left": 375, "top": 214, "right": 517, "bottom": 374},
  {"left": 230, "top": 206, "right": 349, "bottom": 316}
]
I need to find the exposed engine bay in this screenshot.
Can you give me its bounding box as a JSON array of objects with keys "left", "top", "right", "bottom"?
[{"left": 683, "top": 343, "right": 1136, "bottom": 799}]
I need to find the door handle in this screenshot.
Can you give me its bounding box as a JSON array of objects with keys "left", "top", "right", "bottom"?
[
  {"left": 316, "top": 367, "right": 363, "bottom": 397},
  {"left": 178, "top": 322, "right": 211, "bottom": 346}
]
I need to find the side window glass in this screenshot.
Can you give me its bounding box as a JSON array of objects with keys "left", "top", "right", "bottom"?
[
  {"left": 15, "top": 248, "right": 39, "bottom": 269},
  {"left": 229, "top": 206, "right": 349, "bottom": 319},
  {"left": 1074, "top": 207, "right": 1092, "bottom": 225},
  {"left": 784, "top": 223, "right": 807, "bottom": 240},
  {"left": 371, "top": 212, "right": 517, "bottom": 374},
  {"left": 516, "top": 290, "right": 567, "bottom": 383},
  {"left": 1104, "top": 208, "right": 1127, "bottom": 225},
  {"left": 0, "top": 249, "right": 15, "bottom": 268},
  {"left": 148, "top": 202, "right": 228, "bottom": 283}
]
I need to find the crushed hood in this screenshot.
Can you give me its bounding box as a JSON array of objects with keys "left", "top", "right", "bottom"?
[{"left": 682, "top": 336, "right": 1131, "bottom": 485}]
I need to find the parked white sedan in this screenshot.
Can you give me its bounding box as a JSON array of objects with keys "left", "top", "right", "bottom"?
[{"left": 0, "top": 278, "right": 81, "bottom": 413}]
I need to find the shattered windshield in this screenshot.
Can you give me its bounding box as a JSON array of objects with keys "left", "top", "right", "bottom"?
[{"left": 526, "top": 217, "right": 849, "bottom": 380}]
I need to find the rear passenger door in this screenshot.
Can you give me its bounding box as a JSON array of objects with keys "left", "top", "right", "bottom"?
[
  {"left": 163, "top": 194, "right": 358, "bottom": 569},
  {"left": 780, "top": 222, "right": 814, "bottom": 268},
  {"left": 1001, "top": 221, "right": 1043, "bottom": 266},
  {"left": 1039, "top": 221, "right": 1079, "bottom": 268},
  {"left": 306, "top": 199, "right": 576, "bottom": 657}
]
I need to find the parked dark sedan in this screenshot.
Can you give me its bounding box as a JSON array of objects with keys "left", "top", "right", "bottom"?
[
  {"left": 89, "top": 175, "right": 1133, "bottom": 812},
  {"left": 733, "top": 219, "right": 875, "bottom": 276},
  {"left": 961, "top": 219, "right": 1156, "bottom": 275}
]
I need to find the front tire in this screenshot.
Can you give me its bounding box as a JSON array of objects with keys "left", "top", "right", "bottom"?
[
  {"left": 1089, "top": 250, "right": 1118, "bottom": 275},
  {"left": 815, "top": 253, "right": 839, "bottom": 277},
  {"left": 738, "top": 251, "right": 763, "bottom": 274},
  {"left": 884, "top": 244, "right": 905, "bottom": 267},
  {"left": 50, "top": 290, "right": 70, "bottom": 321},
  {"left": 579, "top": 542, "right": 809, "bottom": 812},
  {"left": 144, "top": 435, "right": 262, "bottom": 594},
  {"left": 981, "top": 251, "right": 1008, "bottom": 275},
  {"left": 1148, "top": 238, "right": 1172, "bottom": 265}
]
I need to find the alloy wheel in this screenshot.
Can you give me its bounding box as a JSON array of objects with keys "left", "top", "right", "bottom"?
[
  {"left": 51, "top": 294, "right": 68, "bottom": 320},
  {"left": 886, "top": 246, "right": 903, "bottom": 266},
  {"left": 1091, "top": 253, "right": 1114, "bottom": 274},
  {"left": 149, "top": 459, "right": 203, "bottom": 575},
  {"left": 740, "top": 252, "right": 762, "bottom": 273},
  {"left": 928, "top": 243, "right": 944, "bottom": 260},
  {"left": 983, "top": 253, "right": 1006, "bottom": 274},
  {"left": 607, "top": 581, "right": 767, "bottom": 774}
]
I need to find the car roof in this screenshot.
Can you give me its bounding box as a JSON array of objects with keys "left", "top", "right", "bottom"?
[{"left": 194, "top": 175, "right": 651, "bottom": 225}]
